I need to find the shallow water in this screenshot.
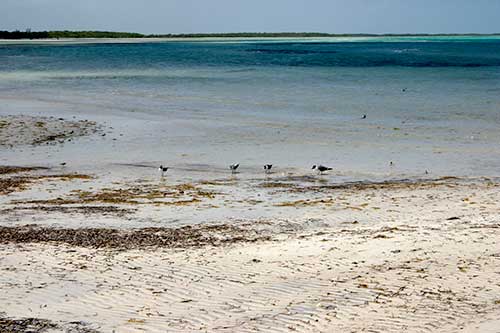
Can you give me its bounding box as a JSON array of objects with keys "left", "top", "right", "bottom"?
[{"left": 1, "top": 37, "right": 500, "bottom": 181}]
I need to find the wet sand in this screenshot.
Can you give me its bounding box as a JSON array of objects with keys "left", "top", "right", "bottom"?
[{"left": 0, "top": 115, "right": 102, "bottom": 148}]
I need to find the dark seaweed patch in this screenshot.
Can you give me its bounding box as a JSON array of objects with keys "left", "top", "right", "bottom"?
[{"left": 0, "top": 224, "right": 271, "bottom": 250}]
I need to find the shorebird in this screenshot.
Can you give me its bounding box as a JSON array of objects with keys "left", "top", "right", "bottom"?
[
  {"left": 229, "top": 163, "right": 239, "bottom": 174},
  {"left": 158, "top": 165, "right": 169, "bottom": 177},
  {"left": 361, "top": 114, "right": 367, "bottom": 119},
  {"left": 312, "top": 165, "right": 332, "bottom": 175},
  {"left": 264, "top": 164, "right": 273, "bottom": 174}
]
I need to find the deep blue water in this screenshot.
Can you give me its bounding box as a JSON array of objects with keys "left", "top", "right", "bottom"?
[{"left": 2, "top": 38, "right": 500, "bottom": 71}]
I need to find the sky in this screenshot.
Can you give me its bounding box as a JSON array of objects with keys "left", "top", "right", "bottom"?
[{"left": 2, "top": 0, "right": 500, "bottom": 34}]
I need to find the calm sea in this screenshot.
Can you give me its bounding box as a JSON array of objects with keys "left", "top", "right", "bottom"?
[{"left": 1, "top": 37, "right": 500, "bottom": 179}]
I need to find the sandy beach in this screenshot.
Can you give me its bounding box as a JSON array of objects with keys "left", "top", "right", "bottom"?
[{"left": 1, "top": 115, "right": 500, "bottom": 332}]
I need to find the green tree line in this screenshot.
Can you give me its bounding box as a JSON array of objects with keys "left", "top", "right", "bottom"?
[{"left": 0, "top": 30, "right": 144, "bottom": 39}]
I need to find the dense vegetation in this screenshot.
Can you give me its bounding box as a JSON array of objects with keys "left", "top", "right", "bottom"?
[
  {"left": 1, "top": 30, "right": 499, "bottom": 40},
  {"left": 0, "top": 30, "right": 144, "bottom": 39},
  {"left": 0, "top": 30, "right": 50, "bottom": 39}
]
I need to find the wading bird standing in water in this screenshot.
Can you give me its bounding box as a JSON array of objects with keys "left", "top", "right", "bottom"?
[
  {"left": 229, "top": 163, "right": 239, "bottom": 174},
  {"left": 264, "top": 164, "right": 273, "bottom": 174},
  {"left": 158, "top": 165, "right": 169, "bottom": 177},
  {"left": 312, "top": 165, "right": 332, "bottom": 175}
]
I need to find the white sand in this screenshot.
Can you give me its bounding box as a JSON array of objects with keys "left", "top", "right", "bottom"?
[{"left": 1, "top": 176, "right": 499, "bottom": 332}]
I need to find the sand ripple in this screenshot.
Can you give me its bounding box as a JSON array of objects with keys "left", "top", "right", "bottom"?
[{"left": 0, "top": 214, "right": 499, "bottom": 332}]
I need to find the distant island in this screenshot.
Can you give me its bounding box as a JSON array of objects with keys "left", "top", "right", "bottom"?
[
  {"left": 1, "top": 30, "right": 500, "bottom": 40},
  {"left": 0, "top": 30, "right": 144, "bottom": 39}
]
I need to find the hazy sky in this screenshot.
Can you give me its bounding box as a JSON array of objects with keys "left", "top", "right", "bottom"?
[{"left": 2, "top": 0, "right": 500, "bottom": 34}]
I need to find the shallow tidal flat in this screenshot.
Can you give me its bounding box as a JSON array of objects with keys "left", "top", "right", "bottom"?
[{"left": 1, "top": 161, "right": 500, "bottom": 332}]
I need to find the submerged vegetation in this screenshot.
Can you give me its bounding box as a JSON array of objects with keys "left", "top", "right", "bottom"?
[
  {"left": 14, "top": 182, "right": 218, "bottom": 206},
  {"left": 1, "top": 30, "right": 500, "bottom": 40},
  {"left": 0, "top": 172, "right": 92, "bottom": 195}
]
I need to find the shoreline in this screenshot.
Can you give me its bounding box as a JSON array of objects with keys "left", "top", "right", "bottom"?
[
  {"left": 2, "top": 95, "right": 498, "bottom": 181},
  {"left": 2, "top": 34, "right": 500, "bottom": 45},
  {"left": 2, "top": 160, "right": 498, "bottom": 228}
]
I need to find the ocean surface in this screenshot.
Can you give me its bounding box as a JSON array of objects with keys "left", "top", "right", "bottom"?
[{"left": 1, "top": 37, "right": 500, "bottom": 180}]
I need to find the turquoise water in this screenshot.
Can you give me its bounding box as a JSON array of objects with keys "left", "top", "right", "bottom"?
[{"left": 1, "top": 37, "right": 500, "bottom": 179}]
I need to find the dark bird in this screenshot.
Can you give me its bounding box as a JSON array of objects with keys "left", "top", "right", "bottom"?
[
  {"left": 229, "top": 163, "right": 240, "bottom": 174},
  {"left": 60, "top": 162, "right": 66, "bottom": 166},
  {"left": 158, "top": 165, "right": 169, "bottom": 177},
  {"left": 264, "top": 164, "right": 273, "bottom": 174},
  {"left": 312, "top": 165, "right": 332, "bottom": 175}
]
